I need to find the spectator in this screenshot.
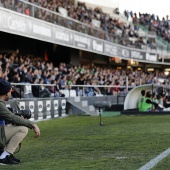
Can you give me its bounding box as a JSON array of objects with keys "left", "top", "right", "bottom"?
[
  {"left": 55, "top": 75, "right": 65, "bottom": 97},
  {"left": 59, "top": 75, "right": 68, "bottom": 90},
  {"left": 10, "top": 71, "right": 24, "bottom": 98},
  {"left": 26, "top": 67, "right": 33, "bottom": 83},
  {"left": 32, "top": 78, "right": 51, "bottom": 98},
  {"left": 48, "top": 79, "right": 57, "bottom": 97},
  {"left": 84, "top": 81, "right": 94, "bottom": 96}
]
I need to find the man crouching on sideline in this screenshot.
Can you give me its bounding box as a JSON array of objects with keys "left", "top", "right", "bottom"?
[{"left": 0, "top": 79, "right": 40, "bottom": 165}]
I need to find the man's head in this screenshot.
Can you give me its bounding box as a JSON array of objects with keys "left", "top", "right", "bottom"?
[
  {"left": 0, "top": 79, "right": 13, "bottom": 101},
  {"left": 146, "top": 91, "right": 152, "bottom": 98},
  {"left": 141, "top": 90, "right": 146, "bottom": 96}
]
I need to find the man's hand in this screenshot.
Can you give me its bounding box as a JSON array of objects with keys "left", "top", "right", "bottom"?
[{"left": 33, "top": 124, "right": 40, "bottom": 138}]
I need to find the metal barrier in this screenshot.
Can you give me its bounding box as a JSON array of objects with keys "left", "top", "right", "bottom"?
[
  {"left": 7, "top": 98, "right": 67, "bottom": 121},
  {"left": 10, "top": 83, "right": 132, "bottom": 99},
  {"left": 7, "top": 95, "right": 123, "bottom": 121}
]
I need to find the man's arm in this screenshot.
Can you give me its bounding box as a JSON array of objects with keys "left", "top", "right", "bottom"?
[
  {"left": 0, "top": 101, "right": 40, "bottom": 137},
  {"left": 32, "top": 124, "right": 40, "bottom": 138}
]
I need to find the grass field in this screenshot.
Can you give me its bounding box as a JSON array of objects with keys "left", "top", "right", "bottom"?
[{"left": 1, "top": 114, "right": 170, "bottom": 170}]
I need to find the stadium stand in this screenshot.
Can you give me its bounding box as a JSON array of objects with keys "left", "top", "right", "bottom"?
[
  {"left": 0, "top": 0, "right": 170, "bottom": 100},
  {"left": 0, "top": 0, "right": 169, "bottom": 51},
  {"left": 0, "top": 50, "right": 169, "bottom": 99}
]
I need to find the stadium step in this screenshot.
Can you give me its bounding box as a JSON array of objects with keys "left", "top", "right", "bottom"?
[{"left": 67, "top": 98, "right": 97, "bottom": 116}]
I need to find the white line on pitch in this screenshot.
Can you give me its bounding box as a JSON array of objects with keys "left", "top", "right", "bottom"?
[{"left": 138, "top": 147, "right": 170, "bottom": 170}]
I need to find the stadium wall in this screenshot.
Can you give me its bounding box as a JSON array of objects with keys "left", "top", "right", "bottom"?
[{"left": 6, "top": 96, "right": 123, "bottom": 121}]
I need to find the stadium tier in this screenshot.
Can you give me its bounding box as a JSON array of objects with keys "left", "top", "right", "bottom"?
[
  {"left": 0, "top": 0, "right": 170, "bottom": 101},
  {"left": 0, "top": 0, "right": 170, "bottom": 53}
]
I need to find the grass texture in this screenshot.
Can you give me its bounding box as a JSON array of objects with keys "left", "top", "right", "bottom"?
[{"left": 1, "top": 115, "right": 170, "bottom": 170}]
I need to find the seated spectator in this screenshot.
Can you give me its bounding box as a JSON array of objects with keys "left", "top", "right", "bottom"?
[
  {"left": 146, "top": 98, "right": 170, "bottom": 112},
  {"left": 48, "top": 79, "right": 65, "bottom": 97},
  {"left": 163, "top": 95, "right": 170, "bottom": 108},
  {"left": 32, "top": 77, "right": 51, "bottom": 98},
  {"left": 48, "top": 79, "right": 56, "bottom": 96},
  {"left": 118, "top": 80, "right": 126, "bottom": 96},
  {"left": 92, "top": 81, "right": 101, "bottom": 96},
  {"left": 11, "top": 71, "right": 24, "bottom": 98},
  {"left": 110, "top": 81, "right": 119, "bottom": 96},
  {"left": 84, "top": 81, "right": 94, "bottom": 97}
]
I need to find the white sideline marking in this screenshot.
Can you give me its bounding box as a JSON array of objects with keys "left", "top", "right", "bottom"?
[
  {"left": 116, "top": 157, "right": 126, "bottom": 159},
  {"left": 138, "top": 147, "right": 170, "bottom": 170}
]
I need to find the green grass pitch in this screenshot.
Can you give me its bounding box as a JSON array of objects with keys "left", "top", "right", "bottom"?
[{"left": 2, "top": 115, "right": 170, "bottom": 170}]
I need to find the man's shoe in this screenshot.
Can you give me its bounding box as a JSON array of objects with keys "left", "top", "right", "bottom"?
[
  {"left": 0, "top": 150, "right": 4, "bottom": 155},
  {"left": 0, "top": 155, "right": 19, "bottom": 165},
  {"left": 10, "top": 154, "right": 20, "bottom": 163}
]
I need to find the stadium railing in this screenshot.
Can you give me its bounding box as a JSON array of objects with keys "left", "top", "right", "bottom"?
[
  {"left": 7, "top": 82, "right": 169, "bottom": 121},
  {"left": 11, "top": 82, "right": 170, "bottom": 106},
  {"left": 10, "top": 82, "right": 134, "bottom": 99}
]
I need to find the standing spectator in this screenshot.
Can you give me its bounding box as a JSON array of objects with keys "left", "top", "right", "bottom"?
[
  {"left": 48, "top": 79, "right": 57, "bottom": 97},
  {"left": 59, "top": 75, "right": 68, "bottom": 90},
  {"left": 76, "top": 74, "right": 86, "bottom": 96},
  {"left": 26, "top": 67, "right": 33, "bottom": 83},
  {"left": 32, "top": 77, "right": 40, "bottom": 97},
  {"left": 55, "top": 75, "right": 65, "bottom": 97}
]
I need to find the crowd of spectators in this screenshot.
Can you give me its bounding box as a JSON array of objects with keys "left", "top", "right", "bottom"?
[
  {"left": 0, "top": 0, "right": 169, "bottom": 51},
  {"left": 0, "top": 51, "right": 170, "bottom": 99},
  {"left": 125, "top": 11, "right": 170, "bottom": 49},
  {"left": 138, "top": 13, "right": 170, "bottom": 44}
]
